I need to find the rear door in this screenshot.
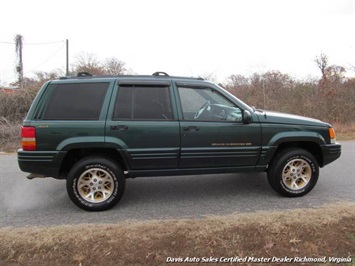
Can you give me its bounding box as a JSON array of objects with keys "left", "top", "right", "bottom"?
[{"left": 105, "top": 80, "right": 180, "bottom": 170}]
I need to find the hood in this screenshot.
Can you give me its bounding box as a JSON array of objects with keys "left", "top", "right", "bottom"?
[{"left": 255, "top": 110, "right": 329, "bottom": 127}]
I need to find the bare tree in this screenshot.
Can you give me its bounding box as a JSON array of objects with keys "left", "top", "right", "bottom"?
[
  {"left": 34, "top": 69, "right": 63, "bottom": 82},
  {"left": 348, "top": 64, "right": 355, "bottom": 73},
  {"left": 72, "top": 52, "right": 104, "bottom": 75},
  {"left": 315, "top": 53, "right": 328, "bottom": 80},
  {"left": 15, "top": 34, "right": 24, "bottom": 89},
  {"left": 315, "top": 53, "right": 346, "bottom": 84},
  {"left": 262, "top": 70, "right": 293, "bottom": 89},
  {"left": 226, "top": 74, "right": 249, "bottom": 88},
  {"left": 200, "top": 72, "right": 218, "bottom": 83},
  {"left": 325, "top": 65, "right": 346, "bottom": 83},
  {"left": 72, "top": 53, "right": 129, "bottom": 76},
  {"left": 103, "top": 57, "right": 127, "bottom": 75}
]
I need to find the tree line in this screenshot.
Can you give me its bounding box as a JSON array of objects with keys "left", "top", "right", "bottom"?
[{"left": 1, "top": 52, "right": 354, "bottom": 125}]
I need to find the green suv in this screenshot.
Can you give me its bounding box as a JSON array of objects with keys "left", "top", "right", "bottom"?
[{"left": 18, "top": 72, "right": 341, "bottom": 211}]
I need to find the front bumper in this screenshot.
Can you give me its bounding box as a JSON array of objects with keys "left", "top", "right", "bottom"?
[
  {"left": 17, "top": 149, "right": 67, "bottom": 178},
  {"left": 321, "top": 143, "right": 341, "bottom": 167}
]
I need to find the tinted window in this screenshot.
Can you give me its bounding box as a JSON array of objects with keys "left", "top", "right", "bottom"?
[
  {"left": 114, "top": 86, "right": 132, "bottom": 119},
  {"left": 178, "top": 87, "right": 242, "bottom": 121},
  {"left": 113, "top": 86, "right": 173, "bottom": 120},
  {"left": 43, "top": 83, "right": 109, "bottom": 120}
]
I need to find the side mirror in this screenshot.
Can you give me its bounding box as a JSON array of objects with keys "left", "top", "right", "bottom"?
[{"left": 242, "top": 110, "right": 252, "bottom": 124}]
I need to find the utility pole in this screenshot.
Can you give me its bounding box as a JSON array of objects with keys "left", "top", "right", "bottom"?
[
  {"left": 66, "top": 39, "right": 69, "bottom": 76},
  {"left": 15, "top": 34, "right": 24, "bottom": 89}
]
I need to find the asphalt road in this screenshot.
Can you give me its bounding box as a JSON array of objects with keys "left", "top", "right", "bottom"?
[{"left": 0, "top": 142, "right": 354, "bottom": 227}]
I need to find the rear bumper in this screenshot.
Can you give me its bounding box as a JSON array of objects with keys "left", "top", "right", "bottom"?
[
  {"left": 17, "top": 149, "right": 67, "bottom": 178},
  {"left": 321, "top": 143, "right": 341, "bottom": 167}
]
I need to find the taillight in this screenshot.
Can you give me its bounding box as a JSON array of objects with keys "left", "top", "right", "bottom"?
[{"left": 21, "top": 126, "right": 36, "bottom": 151}]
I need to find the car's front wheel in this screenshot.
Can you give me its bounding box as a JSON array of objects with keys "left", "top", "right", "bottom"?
[
  {"left": 267, "top": 149, "right": 319, "bottom": 197},
  {"left": 66, "top": 156, "right": 125, "bottom": 211}
]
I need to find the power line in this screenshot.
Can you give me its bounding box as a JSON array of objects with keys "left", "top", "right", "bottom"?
[
  {"left": 0, "top": 42, "right": 66, "bottom": 82},
  {"left": 0, "top": 41, "right": 14, "bottom": 44},
  {"left": 24, "top": 40, "right": 65, "bottom": 45},
  {"left": 0, "top": 40, "right": 65, "bottom": 45},
  {"left": 26, "top": 43, "right": 65, "bottom": 75}
]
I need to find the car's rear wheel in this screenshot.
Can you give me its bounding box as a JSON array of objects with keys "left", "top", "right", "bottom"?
[
  {"left": 66, "top": 156, "right": 125, "bottom": 211},
  {"left": 267, "top": 149, "right": 319, "bottom": 197}
]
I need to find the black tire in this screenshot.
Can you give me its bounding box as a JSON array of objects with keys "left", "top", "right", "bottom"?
[
  {"left": 66, "top": 156, "right": 125, "bottom": 211},
  {"left": 267, "top": 149, "right": 319, "bottom": 197}
]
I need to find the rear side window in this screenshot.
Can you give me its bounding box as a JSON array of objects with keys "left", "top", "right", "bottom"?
[
  {"left": 42, "top": 83, "right": 109, "bottom": 120},
  {"left": 113, "top": 85, "right": 173, "bottom": 120}
]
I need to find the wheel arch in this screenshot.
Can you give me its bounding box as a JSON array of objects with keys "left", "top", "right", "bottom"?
[
  {"left": 269, "top": 141, "right": 324, "bottom": 169},
  {"left": 59, "top": 148, "right": 128, "bottom": 179},
  {"left": 264, "top": 131, "right": 326, "bottom": 168}
]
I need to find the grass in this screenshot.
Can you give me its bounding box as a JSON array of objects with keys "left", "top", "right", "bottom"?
[
  {"left": 333, "top": 122, "right": 355, "bottom": 141},
  {"left": 0, "top": 202, "right": 354, "bottom": 266},
  {"left": 0, "top": 120, "right": 21, "bottom": 153}
]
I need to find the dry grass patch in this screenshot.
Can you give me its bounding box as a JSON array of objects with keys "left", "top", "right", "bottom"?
[
  {"left": 0, "top": 202, "right": 354, "bottom": 266},
  {"left": 0, "top": 119, "right": 21, "bottom": 153},
  {"left": 333, "top": 122, "right": 355, "bottom": 141}
]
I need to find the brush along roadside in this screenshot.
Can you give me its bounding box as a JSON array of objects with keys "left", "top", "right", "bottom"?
[{"left": 0, "top": 202, "right": 354, "bottom": 266}]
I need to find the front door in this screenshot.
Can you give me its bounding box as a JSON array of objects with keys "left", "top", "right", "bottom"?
[{"left": 177, "top": 86, "right": 261, "bottom": 168}]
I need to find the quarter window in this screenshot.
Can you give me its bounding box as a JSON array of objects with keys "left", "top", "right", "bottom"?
[{"left": 43, "top": 82, "right": 109, "bottom": 120}]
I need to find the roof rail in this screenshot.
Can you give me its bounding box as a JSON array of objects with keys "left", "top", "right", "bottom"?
[
  {"left": 59, "top": 72, "right": 204, "bottom": 81},
  {"left": 77, "top": 72, "right": 93, "bottom": 77},
  {"left": 152, "top": 71, "right": 169, "bottom": 77}
]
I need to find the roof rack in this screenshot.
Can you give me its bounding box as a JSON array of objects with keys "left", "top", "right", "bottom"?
[
  {"left": 152, "top": 71, "right": 169, "bottom": 77},
  {"left": 59, "top": 71, "right": 204, "bottom": 81},
  {"left": 77, "top": 72, "right": 93, "bottom": 77}
]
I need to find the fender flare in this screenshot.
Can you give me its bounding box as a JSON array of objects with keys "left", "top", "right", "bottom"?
[{"left": 259, "top": 131, "right": 325, "bottom": 166}]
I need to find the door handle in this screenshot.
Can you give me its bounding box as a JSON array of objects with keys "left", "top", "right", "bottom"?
[
  {"left": 110, "top": 125, "right": 128, "bottom": 131},
  {"left": 183, "top": 126, "right": 199, "bottom": 132}
]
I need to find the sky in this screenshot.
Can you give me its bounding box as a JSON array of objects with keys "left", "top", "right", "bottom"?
[{"left": 0, "top": 0, "right": 354, "bottom": 85}]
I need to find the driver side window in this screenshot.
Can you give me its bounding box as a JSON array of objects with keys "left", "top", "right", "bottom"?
[{"left": 178, "top": 87, "right": 242, "bottom": 122}]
